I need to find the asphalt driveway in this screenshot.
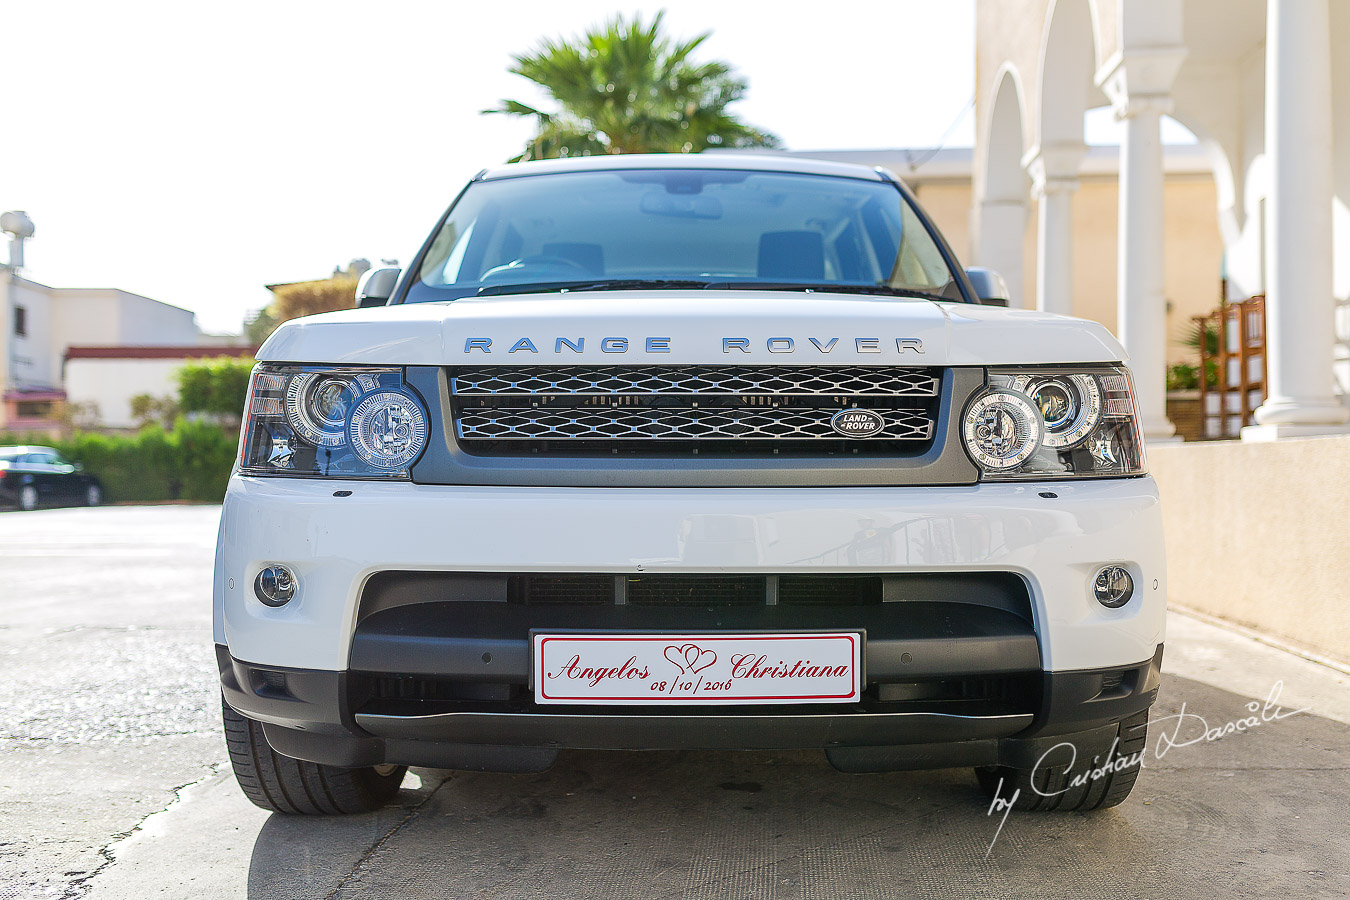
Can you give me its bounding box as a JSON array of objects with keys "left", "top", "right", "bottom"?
[{"left": 1, "top": 506, "right": 1346, "bottom": 899}]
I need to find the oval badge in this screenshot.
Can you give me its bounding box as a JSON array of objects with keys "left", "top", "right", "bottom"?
[{"left": 830, "top": 409, "right": 886, "bottom": 438}]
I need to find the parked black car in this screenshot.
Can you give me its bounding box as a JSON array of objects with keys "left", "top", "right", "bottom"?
[{"left": 0, "top": 446, "right": 103, "bottom": 511}]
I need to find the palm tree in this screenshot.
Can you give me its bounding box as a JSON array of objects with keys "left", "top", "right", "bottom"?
[{"left": 485, "top": 11, "right": 779, "bottom": 161}]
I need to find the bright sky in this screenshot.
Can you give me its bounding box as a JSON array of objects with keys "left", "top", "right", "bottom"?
[
  {"left": 0, "top": 1, "right": 981, "bottom": 333},
  {"left": 3, "top": 1, "right": 1178, "bottom": 335}
]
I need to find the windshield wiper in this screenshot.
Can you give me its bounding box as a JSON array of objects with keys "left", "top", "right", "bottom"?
[
  {"left": 475, "top": 279, "right": 951, "bottom": 301},
  {"left": 704, "top": 282, "right": 950, "bottom": 301},
  {"left": 476, "top": 279, "right": 712, "bottom": 297}
]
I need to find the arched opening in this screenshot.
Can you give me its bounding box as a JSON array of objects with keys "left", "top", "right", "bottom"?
[
  {"left": 1037, "top": 0, "right": 1102, "bottom": 149},
  {"left": 1029, "top": 0, "right": 1103, "bottom": 315},
  {"left": 978, "top": 68, "right": 1031, "bottom": 307}
]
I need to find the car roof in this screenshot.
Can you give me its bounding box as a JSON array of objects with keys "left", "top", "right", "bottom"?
[
  {"left": 0, "top": 446, "right": 56, "bottom": 454},
  {"left": 476, "top": 152, "right": 890, "bottom": 184}
]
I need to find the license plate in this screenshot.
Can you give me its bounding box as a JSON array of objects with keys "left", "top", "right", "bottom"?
[{"left": 532, "top": 632, "right": 861, "bottom": 705}]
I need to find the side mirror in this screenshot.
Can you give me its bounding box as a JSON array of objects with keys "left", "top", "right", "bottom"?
[
  {"left": 965, "top": 267, "right": 1010, "bottom": 307},
  {"left": 355, "top": 267, "right": 401, "bottom": 308}
]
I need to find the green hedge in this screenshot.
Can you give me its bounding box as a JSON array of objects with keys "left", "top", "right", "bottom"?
[
  {"left": 2, "top": 419, "right": 237, "bottom": 503},
  {"left": 177, "top": 357, "right": 253, "bottom": 417}
]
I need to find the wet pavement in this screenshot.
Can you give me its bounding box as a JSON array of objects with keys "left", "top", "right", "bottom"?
[{"left": 1, "top": 506, "right": 1348, "bottom": 899}]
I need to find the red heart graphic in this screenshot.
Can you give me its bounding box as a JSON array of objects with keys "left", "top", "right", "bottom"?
[
  {"left": 685, "top": 644, "right": 717, "bottom": 674},
  {"left": 664, "top": 644, "right": 689, "bottom": 673}
]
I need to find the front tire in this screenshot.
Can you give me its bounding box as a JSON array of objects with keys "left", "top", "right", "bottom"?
[
  {"left": 85, "top": 484, "right": 102, "bottom": 506},
  {"left": 222, "top": 697, "right": 406, "bottom": 814},
  {"left": 975, "top": 711, "right": 1148, "bottom": 812}
]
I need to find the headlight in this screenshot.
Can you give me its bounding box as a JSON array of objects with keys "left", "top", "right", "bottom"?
[
  {"left": 239, "top": 365, "right": 429, "bottom": 479},
  {"left": 961, "top": 367, "right": 1146, "bottom": 480}
]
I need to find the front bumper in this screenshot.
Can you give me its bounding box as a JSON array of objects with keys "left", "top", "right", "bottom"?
[
  {"left": 214, "top": 474, "right": 1166, "bottom": 770},
  {"left": 214, "top": 475, "right": 1166, "bottom": 673},
  {"left": 219, "top": 643, "right": 1164, "bottom": 771}
]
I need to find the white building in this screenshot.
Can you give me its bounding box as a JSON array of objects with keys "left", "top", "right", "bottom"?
[
  {"left": 61, "top": 345, "right": 256, "bottom": 429},
  {"left": 972, "top": 0, "right": 1350, "bottom": 441},
  {"left": 739, "top": 143, "right": 1225, "bottom": 372},
  {"left": 1, "top": 274, "right": 242, "bottom": 431}
]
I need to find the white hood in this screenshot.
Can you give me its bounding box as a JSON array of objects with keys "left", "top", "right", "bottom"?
[{"left": 257, "top": 291, "right": 1127, "bottom": 367}]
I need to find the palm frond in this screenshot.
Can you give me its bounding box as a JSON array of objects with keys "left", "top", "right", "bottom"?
[{"left": 483, "top": 10, "right": 779, "bottom": 161}]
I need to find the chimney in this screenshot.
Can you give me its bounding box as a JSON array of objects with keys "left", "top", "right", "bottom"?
[{"left": 1, "top": 211, "right": 36, "bottom": 271}]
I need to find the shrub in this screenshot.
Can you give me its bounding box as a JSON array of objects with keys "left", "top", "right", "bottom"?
[
  {"left": 171, "top": 418, "right": 238, "bottom": 501},
  {"left": 1167, "top": 363, "right": 1199, "bottom": 392},
  {"left": 2, "top": 418, "right": 239, "bottom": 503},
  {"left": 177, "top": 357, "right": 254, "bottom": 419},
  {"left": 1167, "top": 361, "right": 1221, "bottom": 392},
  {"left": 130, "top": 393, "right": 181, "bottom": 430},
  {"left": 271, "top": 275, "right": 358, "bottom": 323}
]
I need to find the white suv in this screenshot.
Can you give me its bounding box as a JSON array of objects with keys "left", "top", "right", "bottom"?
[{"left": 215, "top": 154, "right": 1163, "bottom": 814}]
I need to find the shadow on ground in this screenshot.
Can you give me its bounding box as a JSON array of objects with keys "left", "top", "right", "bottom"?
[{"left": 245, "top": 675, "right": 1350, "bottom": 900}]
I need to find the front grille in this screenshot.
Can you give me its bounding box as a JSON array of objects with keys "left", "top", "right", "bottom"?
[
  {"left": 457, "top": 406, "right": 934, "bottom": 442},
  {"left": 779, "top": 575, "right": 883, "bottom": 606},
  {"left": 451, "top": 366, "right": 938, "bottom": 397},
  {"left": 626, "top": 575, "right": 763, "bottom": 606},
  {"left": 361, "top": 572, "right": 1031, "bottom": 618},
  {"left": 506, "top": 574, "right": 886, "bottom": 607},
  {"left": 448, "top": 365, "right": 940, "bottom": 456},
  {"left": 509, "top": 574, "right": 613, "bottom": 606}
]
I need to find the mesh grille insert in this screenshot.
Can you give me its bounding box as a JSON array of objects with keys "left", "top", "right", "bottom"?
[
  {"left": 627, "top": 576, "right": 763, "bottom": 606},
  {"left": 447, "top": 365, "right": 941, "bottom": 456},
  {"left": 451, "top": 366, "right": 939, "bottom": 397},
  {"left": 778, "top": 576, "right": 883, "bottom": 606},
  {"left": 457, "top": 406, "right": 933, "bottom": 442},
  {"left": 509, "top": 575, "right": 613, "bottom": 606},
  {"left": 498, "top": 574, "right": 890, "bottom": 607}
]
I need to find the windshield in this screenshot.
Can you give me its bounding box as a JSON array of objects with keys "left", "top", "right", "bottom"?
[{"left": 408, "top": 169, "right": 965, "bottom": 302}]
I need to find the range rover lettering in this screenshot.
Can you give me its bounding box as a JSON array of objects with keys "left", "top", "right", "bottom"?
[{"left": 215, "top": 155, "right": 1163, "bottom": 815}]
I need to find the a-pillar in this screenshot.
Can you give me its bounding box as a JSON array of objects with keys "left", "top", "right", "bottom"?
[{"left": 1245, "top": 0, "right": 1349, "bottom": 440}]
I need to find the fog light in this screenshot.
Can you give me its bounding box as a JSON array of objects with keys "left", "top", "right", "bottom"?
[
  {"left": 1093, "top": 566, "right": 1134, "bottom": 608},
  {"left": 254, "top": 565, "right": 297, "bottom": 607}
]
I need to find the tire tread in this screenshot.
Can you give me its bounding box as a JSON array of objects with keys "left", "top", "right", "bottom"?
[
  {"left": 221, "top": 697, "right": 405, "bottom": 815},
  {"left": 975, "top": 710, "right": 1149, "bottom": 813}
]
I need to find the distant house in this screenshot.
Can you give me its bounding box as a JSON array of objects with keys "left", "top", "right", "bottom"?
[
  {"left": 63, "top": 345, "right": 257, "bottom": 430},
  {"left": 0, "top": 275, "right": 247, "bottom": 432}
]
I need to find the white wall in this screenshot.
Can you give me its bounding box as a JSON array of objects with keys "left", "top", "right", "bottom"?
[
  {"left": 7, "top": 278, "right": 58, "bottom": 389},
  {"left": 47, "top": 289, "right": 200, "bottom": 360},
  {"left": 46, "top": 292, "right": 122, "bottom": 360},
  {"left": 63, "top": 357, "right": 189, "bottom": 429},
  {"left": 111, "top": 291, "right": 201, "bottom": 344}
]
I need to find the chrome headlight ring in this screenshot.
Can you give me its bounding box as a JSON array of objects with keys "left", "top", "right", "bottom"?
[
  {"left": 962, "top": 367, "right": 1145, "bottom": 480},
  {"left": 240, "top": 365, "right": 429, "bottom": 479},
  {"left": 962, "top": 389, "right": 1044, "bottom": 470},
  {"left": 1006, "top": 373, "right": 1102, "bottom": 449}
]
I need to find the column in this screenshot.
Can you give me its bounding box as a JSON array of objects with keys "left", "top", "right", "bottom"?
[
  {"left": 1246, "top": 0, "right": 1349, "bottom": 438},
  {"left": 1117, "top": 96, "right": 1175, "bottom": 440},
  {"left": 1025, "top": 144, "right": 1083, "bottom": 316},
  {"left": 977, "top": 200, "right": 1028, "bottom": 308}
]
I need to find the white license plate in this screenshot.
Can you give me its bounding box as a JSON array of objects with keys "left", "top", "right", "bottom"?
[{"left": 532, "top": 632, "right": 861, "bottom": 705}]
